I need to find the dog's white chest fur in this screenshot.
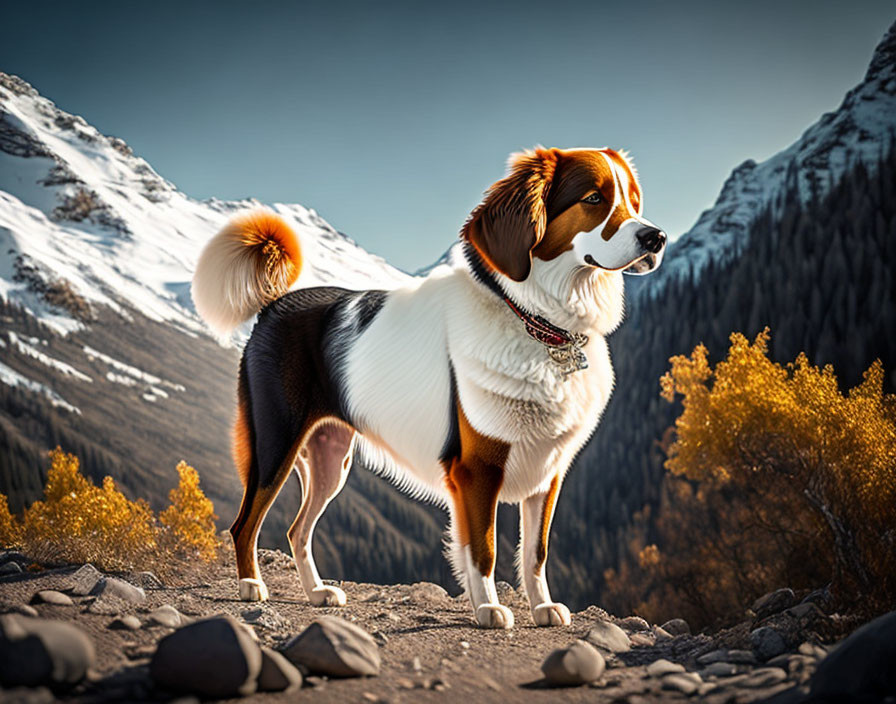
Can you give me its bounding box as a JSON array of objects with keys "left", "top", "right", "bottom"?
[{"left": 343, "top": 250, "right": 621, "bottom": 505}]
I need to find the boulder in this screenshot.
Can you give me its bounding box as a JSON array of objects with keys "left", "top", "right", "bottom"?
[
  {"left": 541, "top": 639, "right": 605, "bottom": 686},
  {"left": 108, "top": 615, "right": 141, "bottom": 631},
  {"left": 810, "top": 610, "right": 896, "bottom": 701},
  {"left": 281, "top": 616, "right": 380, "bottom": 677},
  {"left": 584, "top": 620, "right": 631, "bottom": 653},
  {"left": 0, "top": 614, "right": 95, "bottom": 688},
  {"left": 150, "top": 615, "right": 262, "bottom": 698},
  {"left": 257, "top": 646, "right": 303, "bottom": 692}
]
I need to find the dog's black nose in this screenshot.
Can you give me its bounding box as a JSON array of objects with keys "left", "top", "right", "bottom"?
[{"left": 636, "top": 227, "right": 666, "bottom": 254}]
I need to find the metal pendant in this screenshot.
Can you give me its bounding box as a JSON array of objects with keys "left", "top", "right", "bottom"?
[{"left": 546, "top": 332, "right": 589, "bottom": 377}]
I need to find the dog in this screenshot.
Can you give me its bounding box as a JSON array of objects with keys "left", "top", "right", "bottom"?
[{"left": 191, "top": 146, "right": 665, "bottom": 629}]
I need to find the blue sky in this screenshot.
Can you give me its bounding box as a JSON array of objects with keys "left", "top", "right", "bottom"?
[{"left": 1, "top": 1, "right": 893, "bottom": 272}]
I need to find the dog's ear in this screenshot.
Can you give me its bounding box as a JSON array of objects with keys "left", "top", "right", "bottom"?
[{"left": 461, "top": 148, "right": 559, "bottom": 282}]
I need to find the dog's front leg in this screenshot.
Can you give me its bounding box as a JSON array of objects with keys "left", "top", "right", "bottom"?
[
  {"left": 519, "top": 475, "right": 571, "bottom": 626},
  {"left": 446, "top": 459, "right": 514, "bottom": 629}
]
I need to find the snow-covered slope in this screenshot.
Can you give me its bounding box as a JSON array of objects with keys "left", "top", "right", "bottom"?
[
  {"left": 0, "top": 72, "right": 410, "bottom": 336},
  {"left": 646, "top": 21, "right": 896, "bottom": 294}
]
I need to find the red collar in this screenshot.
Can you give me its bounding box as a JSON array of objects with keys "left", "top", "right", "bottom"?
[{"left": 502, "top": 297, "right": 577, "bottom": 348}]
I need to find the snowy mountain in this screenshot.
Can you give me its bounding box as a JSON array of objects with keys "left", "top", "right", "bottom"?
[
  {"left": 0, "top": 71, "right": 409, "bottom": 338},
  {"left": 646, "top": 21, "right": 896, "bottom": 293}
]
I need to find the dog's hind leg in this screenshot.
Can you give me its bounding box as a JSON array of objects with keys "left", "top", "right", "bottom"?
[{"left": 288, "top": 419, "right": 356, "bottom": 607}]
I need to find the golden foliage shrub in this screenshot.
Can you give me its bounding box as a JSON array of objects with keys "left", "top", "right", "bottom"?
[
  {"left": 605, "top": 330, "right": 896, "bottom": 628},
  {"left": 0, "top": 449, "right": 219, "bottom": 573},
  {"left": 158, "top": 461, "right": 218, "bottom": 562}
]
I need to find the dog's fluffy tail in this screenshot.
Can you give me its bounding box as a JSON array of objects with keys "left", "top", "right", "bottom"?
[{"left": 192, "top": 210, "right": 302, "bottom": 338}]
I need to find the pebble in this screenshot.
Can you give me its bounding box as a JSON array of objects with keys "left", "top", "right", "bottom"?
[
  {"left": 69, "top": 564, "right": 103, "bottom": 596},
  {"left": 495, "top": 581, "right": 515, "bottom": 603},
  {"left": 371, "top": 630, "right": 388, "bottom": 646},
  {"left": 660, "top": 618, "right": 691, "bottom": 636},
  {"left": 654, "top": 626, "right": 673, "bottom": 641},
  {"left": 0, "top": 561, "right": 22, "bottom": 576},
  {"left": 2, "top": 604, "right": 38, "bottom": 618},
  {"left": 90, "top": 577, "right": 145, "bottom": 603},
  {"left": 0, "top": 614, "right": 95, "bottom": 687},
  {"left": 740, "top": 667, "right": 787, "bottom": 688},
  {"left": 751, "top": 588, "right": 797, "bottom": 619},
  {"left": 412, "top": 656, "right": 422, "bottom": 672},
  {"left": 408, "top": 582, "right": 450, "bottom": 602},
  {"left": 281, "top": 615, "right": 381, "bottom": 677},
  {"left": 630, "top": 632, "right": 654, "bottom": 647},
  {"left": 646, "top": 659, "right": 685, "bottom": 677},
  {"left": 150, "top": 615, "right": 262, "bottom": 698},
  {"left": 133, "top": 571, "right": 163, "bottom": 588},
  {"left": 541, "top": 639, "right": 606, "bottom": 686},
  {"left": 798, "top": 641, "right": 828, "bottom": 660},
  {"left": 585, "top": 621, "right": 631, "bottom": 653},
  {"left": 697, "top": 648, "right": 755, "bottom": 666},
  {"left": 30, "top": 590, "right": 73, "bottom": 606},
  {"left": 108, "top": 615, "right": 142, "bottom": 631},
  {"left": 147, "top": 605, "right": 184, "bottom": 628},
  {"left": 699, "top": 661, "right": 740, "bottom": 678},
  {"left": 750, "top": 626, "right": 787, "bottom": 661},
  {"left": 662, "top": 672, "right": 702, "bottom": 695},
  {"left": 617, "top": 616, "right": 650, "bottom": 632}
]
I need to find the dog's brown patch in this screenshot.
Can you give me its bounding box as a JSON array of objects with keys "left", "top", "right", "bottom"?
[
  {"left": 444, "top": 403, "right": 509, "bottom": 576},
  {"left": 535, "top": 474, "right": 560, "bottom": 571}
]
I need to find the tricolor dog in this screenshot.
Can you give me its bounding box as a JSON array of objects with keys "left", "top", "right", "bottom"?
[{"left": 192, "top": 147, "right": 665, "bottom": 628}]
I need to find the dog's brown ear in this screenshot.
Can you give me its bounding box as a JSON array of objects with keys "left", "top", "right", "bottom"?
[{"left": 461, "top": 148, "right": 559, "bottom": 282}]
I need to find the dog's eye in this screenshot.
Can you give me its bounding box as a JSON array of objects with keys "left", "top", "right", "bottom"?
[{"left": 582, "top": 192, "right": 603, "bottom": 205}]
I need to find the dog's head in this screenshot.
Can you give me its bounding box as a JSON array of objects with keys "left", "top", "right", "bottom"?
[{"left": 461, "top": 147, "right": 665, "bottom": 281}]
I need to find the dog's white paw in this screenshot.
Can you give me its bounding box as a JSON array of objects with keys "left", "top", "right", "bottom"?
[
  {"left": 476, "top": 604, "right": 514, "bottom": 629},
  {"left": 309, "top": 585, "right": 346, "bottom": 607},
  {"left": 533, "top": 602, "right": 571, "bottom": 627},
  {"left": 238, "top": 578, "right": 269, "bottom": 602}
]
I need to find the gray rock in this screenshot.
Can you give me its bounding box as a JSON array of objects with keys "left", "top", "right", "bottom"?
[
  {"left": 0, "top": 614, "right": 95, "bottom": 687},
  {"left": 257, "top": 646, "right": 303, "bottom": 692},
  {"left": 630, "top": 632, "right": 654, "bottom": 647},
  {"left": 69, "top": 564, "right": 103, "bottom": 596},
  {"left": 740, "top": 667, "right": 787, "bottom": 688},
  {"left": 133, "top": 571, "right": 163, "bottom": 589},
  {"left": 617, "top": 616, "right": 650, "bottom": 632},
  {"left": 751, "top": 626, "right": 787, "bottom": 661},
  {"left": 147, "top": 605, "right": 184, "bottom": 628},
  {"left": 654, "top": 626, "right": 673, "bottom": 641},
  {"left": 0, "top": 561, "right": 22, "bottom": 576},
  {"left": 646, "top": 659, "right": 685, "bottom": 677},
  {"left": 699, "top": 661, "right": 740, "bottom": 678},
  {"left": 810, "top": 609, "right": 896, "bottom": 701},
  {"left": 494, "top": 581, "right": 515, "bottom": 603},
  {"left": 108, "top": 615, "right": 141, "bottom": 631},
  {"left": 2, "top": 604, "right": 39, "bottom": 618},
  {"left": 585, "top": 620, "right": 631, "bottom": 653},
  {"left": 660, "top": 618, "right": 690, "bottom": 636},
  {"left": 89, "top": 577, "right": 145, "bottom": 603},
  {"left": 661, "top": 672, "right": 701, "bottom": 695},
  {"left": 751, "top": 588, "right": 797, "bottom": 619},
  {"left": 281, "top": 616, "right": 380, "bottom": 677},
  {"left": 541, "top": 639, "right": 605, "bottom": 686},
  {"left": 409, "top": 582, "right": 450, "bottom": 602},
  {"left": 30, "top": 590, "right": 73, "bottom": 606},
  {"left": 150, "top": 615, "right": 261, "bottom": 698},
  {"left": 697, "top": 648, "right": 756, "bottom": 666}
]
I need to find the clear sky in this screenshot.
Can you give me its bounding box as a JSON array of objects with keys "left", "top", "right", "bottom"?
[{"left": 1, "top": 1, "right": 893, "bottom": 272}]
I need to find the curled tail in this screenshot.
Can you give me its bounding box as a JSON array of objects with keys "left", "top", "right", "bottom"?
[{"left": 192, "top": 210, "right": 302, "bottom": 337}]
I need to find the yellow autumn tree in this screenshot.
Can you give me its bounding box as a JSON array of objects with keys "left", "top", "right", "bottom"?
[
  {"left": 22, "top": 448, "right": 158, "bottom": 570},
  {"left": 606, "top": 330, "right": 896, "bottom": 628},
  {"left": 0, "top": 450, "right": 220, "bottom": 573},
  {"left": 158, "top": 461, "right": 219, "bottom": 562}
]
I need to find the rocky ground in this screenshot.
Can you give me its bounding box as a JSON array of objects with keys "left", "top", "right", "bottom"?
[{"left": 0, "top": 548, "right": 893, "bottom": 703}]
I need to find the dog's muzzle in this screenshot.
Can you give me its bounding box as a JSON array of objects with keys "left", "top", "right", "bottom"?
[{"left": 624, "top": 226, "right": 666, "bottom": 275}]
